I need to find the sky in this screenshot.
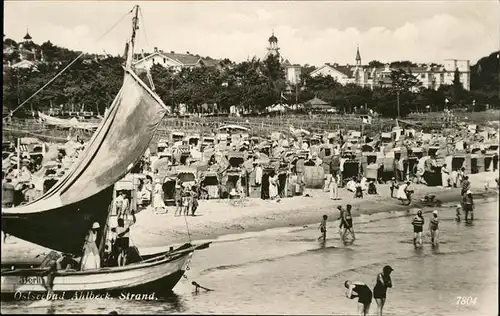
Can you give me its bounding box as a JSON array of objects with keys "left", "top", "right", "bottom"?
[{"left": 4, "top": 1, "right": 499, "bottom": 66}]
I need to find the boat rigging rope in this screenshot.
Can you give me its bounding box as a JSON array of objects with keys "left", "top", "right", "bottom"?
[
  {"left": 2, "top": 6, "right": 135, "bottom": 120},
  {"left": 183, "top": 214, "right": 193, "bottom": 243},
  {"left": 137, "top": 6, "right": 156, "bottom": 91}
]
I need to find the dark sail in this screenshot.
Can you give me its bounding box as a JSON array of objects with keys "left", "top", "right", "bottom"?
[{"left": 2, "top": 68, "right": 167, "bottom": 254}]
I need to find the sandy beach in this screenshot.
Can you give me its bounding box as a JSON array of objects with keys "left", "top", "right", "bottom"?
[{"left": 2, "top": 171, "right": 498, "bottom": 262}]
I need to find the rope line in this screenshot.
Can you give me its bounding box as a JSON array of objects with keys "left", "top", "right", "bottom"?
[
  {"left": 3, "top": 7, "right": 135, "bottom": 120},
  {"left": 138, "top": 7, "right": 150, "bottom": 49},
  {"left": 183, "top": 214, "right": 193, "bottom": 243}
]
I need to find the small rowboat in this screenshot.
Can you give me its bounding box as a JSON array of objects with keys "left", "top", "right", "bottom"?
[{"left": 1, "top": 242, "right": 210, "bottom": 300}]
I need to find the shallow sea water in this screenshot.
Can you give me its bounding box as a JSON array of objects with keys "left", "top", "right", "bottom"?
[{"left": 2, "top": 198, "right": 498, "bottom": 315}]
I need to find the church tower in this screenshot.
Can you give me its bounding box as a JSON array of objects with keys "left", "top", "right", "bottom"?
[
  {"left": 264, "top": 30, "right": 280, "bottom": 59},
  {"left": 354, "top": 45, "right": 364, "bottom": 86},
  {"left": 355, "top": 44, "right": 362, "bottom": 66}
]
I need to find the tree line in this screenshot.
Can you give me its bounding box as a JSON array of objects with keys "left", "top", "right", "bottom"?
[{"left": 3, "top": 39, "right": 499, "bottom": 118}]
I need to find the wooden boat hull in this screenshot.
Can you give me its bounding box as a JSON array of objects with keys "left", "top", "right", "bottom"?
[{"left": 1, "top": 249, "right": 193, "bottom": 300}]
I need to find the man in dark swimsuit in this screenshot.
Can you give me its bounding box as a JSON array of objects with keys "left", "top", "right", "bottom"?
[
  {"left": 462, "top": 190, "right": 474, "bottom": 223},
  {"left": 345, "top": 280, "right": 373, "bottom": 316},
  {"left": 342, "top": 204, "right": 355, "bottom": 241},
  {"left": 373, "top": 265, "right": 393, "bottom": 316},
  {"left": 412, "top": 210, "right": 424, "bottom": 246}
]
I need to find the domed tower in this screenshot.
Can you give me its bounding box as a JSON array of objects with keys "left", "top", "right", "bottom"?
[
  {"left": 23, "top": 29, "right": 33, "bottom": 43},
  {"left": 265, "top": 30, "right": 280, "bottom": 59}
]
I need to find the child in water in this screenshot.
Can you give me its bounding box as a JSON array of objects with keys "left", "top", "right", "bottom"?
[
  {"left": 455, "top": 204, "right": 462, "bottom": 222},
  {"left": 318, "top": 214, "right": 328, "bottom": 242}
]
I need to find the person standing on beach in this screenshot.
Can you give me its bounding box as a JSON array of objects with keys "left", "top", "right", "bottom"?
[
  {"left": 397, "top": 181, "right": 412, "bottom": 205},
  {"left": 191, "top": 185, "right": 199, "bottom": 216},
  {"left": 373, "top": 265, "right": 393, "bottom": 316},
  {"left": 183, "top": 185, "right": 192, "bottom": 216},
  {"left": 412, "top": 210, "right": 424, "bottom": 247},
  {"left": 174, "top": 181, "right": 183, "bottom": 216},
  {"left": 330, "top": 173, "right": 339, "bottom": 200},
  {"left": 342, "top": 204, "right": 355, "bottom": 241},
  {"left": 450, "top": 169, "right": 458, "bottom": 188},
  {"left": 344, "top": 280, "right": 373, "bottom": 316},
  {"left": 462, "top": 190, "right": 474, "bottom": 223},
  {"left": 460, "top": 175, "right": 470, "bottom": 196},
  {"left": 318, "top": 214, "right": 328, "bottom": 242},
  {"left": 390, "top": 177, "right": 398, "bottom": 198},
  {"left": 441, "top": 164, "right": 450, "bottom": 187},
  {"left": 429, "top": 210, "right": 440, "bottom": 246}
]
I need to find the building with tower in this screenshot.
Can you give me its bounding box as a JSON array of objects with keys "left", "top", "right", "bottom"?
[
  {"left": 3, "top": 30, "right": 45, "bottom": 70},
  {"left": 264, "top": 30, "right": 280, "bottom": 60},
  {"left": 262, "top": 31, "right": 302, "bottom": 85},
  {"left": 310, "top": 46, "right": 471, "bottom": 90},
  {"left": 23, "top": 30, "right": 33, "bottom": 43}
]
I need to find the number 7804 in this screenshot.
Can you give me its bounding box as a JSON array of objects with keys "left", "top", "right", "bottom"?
[{"left": 456, "top": 296, "right": 478, "bottom": 306}]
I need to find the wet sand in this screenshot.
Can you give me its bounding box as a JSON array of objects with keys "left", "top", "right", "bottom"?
[{"left": 2, "top": 171, "right": 498, "bottom": 261}]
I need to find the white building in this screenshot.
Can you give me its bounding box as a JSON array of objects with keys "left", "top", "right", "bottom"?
[
  {"left": 310, "top": 46, "right": 471, "bottom": 91},
  {"left": 133, "top": 47, "right": 220, "bottom": 72},
  {"left": 437, "top": 59, "right": 471, "bottom": 90},
  {"left": 11, "top": 59, "right": 37, "bottom": 69},
  {"left": 310, "top": 46, "right": 367, "bottom": 86},
  {"left": 285, "top": 64, "right": 302, "bottom": 85}
]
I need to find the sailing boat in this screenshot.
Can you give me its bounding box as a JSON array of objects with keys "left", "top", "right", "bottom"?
[{"left": 1, "top": 5, "right": 209, "bottom": 298}]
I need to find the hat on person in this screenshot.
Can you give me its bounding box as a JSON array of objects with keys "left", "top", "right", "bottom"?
[
  {"left": 391, "top": 177, "right": 395, "bottom": 180},
  {"left": 456, "top": 204, "right": 462, "bottom": 208},
  {"left": 92, "top": 222, "right": 100, "bottom": 229},
  {"left": 383, "top": 265, "right": 394, "bottom": 273},
  {"left": 433, "top": 210, "right": 438, "bottom": 215},
  {"left": 466, "top": 190, "right": 472, "bottom": 194}
]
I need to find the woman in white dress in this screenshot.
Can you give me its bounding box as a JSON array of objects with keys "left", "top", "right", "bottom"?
[
  {"left": 268, "top": 173, "right": 278, "bottom": 200},
  {"left": 397, "top": 181, "right": 412, "bottom": 204},
  {"left": 330, "top": 173, "right": 339, "bottom": 200},
  {"left": 153, "top": 180, "right": 166, "bottom": 214},
  {"left": 81, "top": 222, "right": 101, "bottom": 271}
]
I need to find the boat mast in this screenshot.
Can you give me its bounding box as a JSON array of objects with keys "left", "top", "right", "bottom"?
[{"left": 125, "top": 5, "right": 140, "bottom": 69}]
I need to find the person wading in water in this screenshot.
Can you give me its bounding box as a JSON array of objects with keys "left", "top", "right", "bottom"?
[
  {"left": 337, "top": 205, "right": 345, "bottom": 237},
  {"left": 455, "top": 204, "right": 462, "bottom": 222},
  {"left": 373, "top": 265, "right": 393, "bottom": 316},
  {"left": 412, "top": 210, "right": 424, "bottom": 247},
  {"left": 342, "top": 204, "right": 355, "bottom": 241},
  {"left": 462, "top": 190, "right": 474, "bottom": 223},
  {"left": 429, "top": 210, "right": 440, "bottom": 246},
  {"left": 318, "top": 214, "right": 328, "bottom": 242},
  {"left": 344, "top": 280, "right": 373, "bottom": 316}
]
